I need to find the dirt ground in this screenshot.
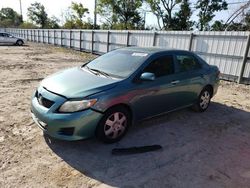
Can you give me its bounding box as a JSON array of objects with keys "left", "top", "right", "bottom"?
[{"left": 0, "top": 43, "right": 250, "bottom": 188}]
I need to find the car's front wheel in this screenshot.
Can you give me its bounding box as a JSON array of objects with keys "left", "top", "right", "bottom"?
[
  {"left": 16, "top": 40, "right": 24, "bottom": 46},
  {"left": 96, "top": 106, "right": 131, "bottom": 143},
  {"left": 192, "top": 87, "right": 212, "bottom": 112}
]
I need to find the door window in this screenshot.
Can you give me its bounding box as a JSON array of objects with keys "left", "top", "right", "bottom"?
[
  {"left": 176, "top": 55, "right": 201, "bottom": 72},
  {"left": 143, "top": 55, "right": 174, "bottom": 78},
  {"left": 0, "top": 33, "right": 10, "bottom": 37}
]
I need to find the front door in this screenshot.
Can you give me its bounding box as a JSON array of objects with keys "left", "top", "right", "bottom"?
[
  {"left": 0, "top": 33, "right": 5, "bottom": 43},
  {"left": 4, "top": 33, "right": 16, "bottom": 44},
  {"left": 131, "top": 54, "right": 185, "bottom": 120}
]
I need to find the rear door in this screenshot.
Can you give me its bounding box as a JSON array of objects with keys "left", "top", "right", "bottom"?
[{"left": 174, "top": 52, "right": 207, "bottom": 105}]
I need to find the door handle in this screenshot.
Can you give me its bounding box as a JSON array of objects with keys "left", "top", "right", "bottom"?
[{"left": 171, "top": 80, "right": 180, "bottom": 85}]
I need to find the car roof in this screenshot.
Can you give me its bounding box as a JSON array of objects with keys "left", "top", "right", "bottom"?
[{"left": 117, "top": 47, "right": 191, "bottom": 55}]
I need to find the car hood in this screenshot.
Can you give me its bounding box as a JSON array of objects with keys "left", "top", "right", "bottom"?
[{"left": 41, "top": 67, "right": 120, "bottom": 98}]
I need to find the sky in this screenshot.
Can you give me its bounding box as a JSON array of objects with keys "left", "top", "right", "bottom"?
[{"left": 0, "top": 0, "right": 248, "bottom": 28}]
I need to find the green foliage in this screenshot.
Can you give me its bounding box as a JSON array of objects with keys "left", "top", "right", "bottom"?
[
  {"left": 27, "top": 2, "right": 48, "bottom": 28},
  {"left": 0, "top": 7, "right": 22, "bottom": 27},
  {"left": 45, "top": 16, "right": 60, "bottom": 29},
  {"left": 27, "top": 2, "right": 60, "bottom": 29},
  {"left": 172, "top": 0, "right": 193, "bottom": 30},
  {"left": 243, "top": 12, "right": 250, "bottom": 30},
  {"left": 97, "top": 0, "right": 144, "bottom": 30},
  {"left": 195, "top": 0, "right": 228, "bottom": 31},
  {"left": 62, "top": 2, "right": 92, "bottom": 29},
  {"left": 19, "top": 21, "right": 38, "bottom": 29},
  {"left": 211, "top": 20, "right": 225, "bottom": 31},
  {"left": 145, "top": 0, "right": 181, "bottom": 30},
  {"left": 211, "top": 12, "right": 250, "bottom": 31},
  {"left": 71, "top": 2, "right": 89, "bottom": 20},
  {"left": 227, "top": 22, "right": 247, "bottom": 31}
]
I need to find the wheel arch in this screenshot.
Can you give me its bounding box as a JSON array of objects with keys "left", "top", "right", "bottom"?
[
  {"left": 103, "top": 103, "right": 133, "bottom": 123},
  {"left": 203, "top": 84, "right": 214, "bottom": 97},
  {"left": 16, "top": 39, "right": 24, "bottom": 45}
]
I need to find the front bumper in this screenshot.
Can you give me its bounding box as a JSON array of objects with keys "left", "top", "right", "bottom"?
[{"left": 31, "top": 87, "right": 103, "bottom": 141}]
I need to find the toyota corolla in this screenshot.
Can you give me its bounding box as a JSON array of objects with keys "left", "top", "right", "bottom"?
[{"left": 31, "top": 47, "right": 220, "bottom": 143}]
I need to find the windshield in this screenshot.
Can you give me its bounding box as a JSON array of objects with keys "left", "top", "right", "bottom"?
[{"left": 84, "top": 50, "right": 149, "bottom": 78}]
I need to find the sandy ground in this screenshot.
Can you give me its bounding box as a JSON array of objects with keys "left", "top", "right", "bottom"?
[{"left": 0, "top": 43, "right": 250, "bottom": 188}]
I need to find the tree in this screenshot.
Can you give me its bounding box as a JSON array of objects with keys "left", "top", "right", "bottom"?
[
  {"left": 0, "top": 8, "right": 22, "bottom": 27},
  {"left": 19, "top": 21, "right": 37, "bottom": 29},
  {"left": 46, "top": 16, "right": 60, "bottom": 29},
  {"left": 195, "top": 0, "right": 228, "bottom": 31},
  {"left": 62, "top": 2, "right": 90, "bottom": 29},
  {"left": 71, "top": 2, "right": 89, "bottom": 21},
  {"left": 243, "top": 12, "right": 250, "bottom": 30},
  {"left": 172, "top": 0, "right": 193, "bottom": 30},
  {"left": 211, "top": 20, "right": 225, "bottom": 31},
  {"left": 27, "top": 2, "right": 48, "bottom": 28},
  {"left": 97, "top": 0, "right": 144, "bottom": 30},
  {"left": 146, "top": 0, "right": 181, "bottom": 30}
]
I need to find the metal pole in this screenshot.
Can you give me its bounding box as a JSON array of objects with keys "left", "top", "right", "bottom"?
[
  {"left": 91, "top": 30, "right": 94, "bottom": 53},
  {"left": 238, "top": 34, "right": 250, "bottom": 83},
  {"left": 19, "top": 0, "right": 23, "bottom": 22},
  {"left": 69, "top": 30, "right": 72, "bottom": 48},
  {"left": 107, "top": 31, "right": 110, "bottom": 52},
  {"left": 54, "top": 30, "right": 56, "bottom": 45},
  {"left": 94, "top": 0, "right": 97, "bottom": 29},
  {"left": 79, "top": 30, "right": 82, "bottom": 51},
  {"left": 188, "top": 33, "right": 194, "bottom": 51},
  {"left": 61, "top": 30, "right": 63, "bottom": 46},
  {"left": 126, "top": 31, "right": 130, "bottom": 47},
  {"left": 42, "top": 30, "right": 44, "bottom": 43},
  {"left": 38, "top": 30, "right": 40, "bottom": 42},
  {"left": 48, "top": 30, "right": 49, "bottom": 44},
  {"left": 153, "top": 32, "right": 157, "bottom": 46}
]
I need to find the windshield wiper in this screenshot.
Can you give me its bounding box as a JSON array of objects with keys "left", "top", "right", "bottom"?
[
  {"left": 84, "top": 66, "right": 98, "bottom": 76},
  {"left": 84, "top": 66, "right": 111, "bottom": 78},
  {"left": 90, "top": 68, "right": 111, "bottom": 78}
]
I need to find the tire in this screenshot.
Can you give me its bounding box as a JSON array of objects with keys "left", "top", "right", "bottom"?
[
  {"left": 16, "top": 40, "right": 24, "bottom": 46},
  {"left": 192, "top": 87, "right": 212, "bottom": 112},
  {"left": 96, "top": 106, "right": 131, "bottom": 144}
]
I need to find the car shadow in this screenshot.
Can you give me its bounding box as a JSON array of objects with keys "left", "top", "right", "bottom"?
[
  {"left": 44, "top": 102, "right": 250, "bottom": 187},
  {"left": 0, "top": 44, "right": 29, "bottom": 47}
]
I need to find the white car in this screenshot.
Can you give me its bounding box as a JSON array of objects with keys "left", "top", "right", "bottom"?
[{"left": 0, "top": 32, "right": 24, "bottom": 46}]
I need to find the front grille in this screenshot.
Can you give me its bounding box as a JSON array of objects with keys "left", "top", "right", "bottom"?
[{"left": 36, "top": 91, "right": 55, "bottom": 108}]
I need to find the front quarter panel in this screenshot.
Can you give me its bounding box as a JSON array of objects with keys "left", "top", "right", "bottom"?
[{"left": 90, "top": 80, "right": 133, "bottom": 113}]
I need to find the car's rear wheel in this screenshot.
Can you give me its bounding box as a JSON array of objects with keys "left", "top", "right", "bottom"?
[
  {"left": 192, "top": 87, "right": 212, "bottom": 112},
  {"left": 96, "top": 106, "right": 131, "bottom": 143},
  {"left": 16, "top": 40, "right": 24, "bottom": 46}
]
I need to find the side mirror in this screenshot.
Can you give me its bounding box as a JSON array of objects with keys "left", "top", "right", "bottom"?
[{"left": 140, "top": 72, "right": 155, "bottom": 81}]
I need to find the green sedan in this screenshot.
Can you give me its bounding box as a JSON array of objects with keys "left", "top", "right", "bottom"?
[{"left": 31, "top": 47, "right": 220, "bottom": 143}]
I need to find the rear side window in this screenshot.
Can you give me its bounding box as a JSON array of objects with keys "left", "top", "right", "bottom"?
[
  {"left": 176, "top": 55, "right": 201, "bottom": 72},
  {"left": 144, "top": 55, "right": 174, "bottom": 78},
  {"left": 0, "top": 33, "right": 4, "bottom": 37}
]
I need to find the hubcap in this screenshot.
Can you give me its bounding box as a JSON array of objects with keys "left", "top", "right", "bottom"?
[
  {"left": 104, "top": 112, "right": 127, "bottom": 139},
  {"left": 200, "top": 91, "right": 210, "bottom": 109},
  {"left": 18, "top": 41, "right": 22, "bottom": 45}
]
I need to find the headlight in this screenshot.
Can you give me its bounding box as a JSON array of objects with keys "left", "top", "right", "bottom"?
[{"left": 58, "top": 99, "right": 97, "bottom": 113}]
